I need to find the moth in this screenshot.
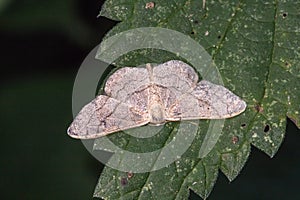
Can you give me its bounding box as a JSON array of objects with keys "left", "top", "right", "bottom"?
[{"left": 67, "top": 60, "right": 246, "bottom": 139}]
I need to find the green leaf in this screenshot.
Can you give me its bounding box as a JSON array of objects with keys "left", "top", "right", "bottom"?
[{"left": 94, "top": 0, "right": 300, "bottom": 199}]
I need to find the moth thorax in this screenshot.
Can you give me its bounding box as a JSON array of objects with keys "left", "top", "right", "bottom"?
[{"left": 149, "top": 103, "right": 165, "bottom": 125}]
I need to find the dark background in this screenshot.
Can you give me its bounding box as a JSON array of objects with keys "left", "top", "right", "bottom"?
[{"left": 1, "top": 0, "right": 299, "bottom": 199}]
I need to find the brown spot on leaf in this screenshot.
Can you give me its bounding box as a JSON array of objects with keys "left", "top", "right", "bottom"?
[
  {"left": 127, "top": 172, "right": 134, "bottom": 179},
  {"left": 232, "top": 136, "right": 239, "bottom": 144},
  {"left": 255, "top": 104, "right": 263, "bottom": 113},
  {"left": 120, "top": 177, "right": 128, "bottom": 186},
  {"left": 145, "top": 2, "right": 155, "bottom": 9},
  {"left": 285, "top": 61, "right": 291, "bottom": 68}
]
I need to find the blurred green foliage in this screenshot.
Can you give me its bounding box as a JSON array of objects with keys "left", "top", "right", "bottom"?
[
  {"left": 0, "top": 0, "right": 112, "bottom": 47},
  {"left": 0, "top": 0, "right": 12, "bottom": 13}
]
